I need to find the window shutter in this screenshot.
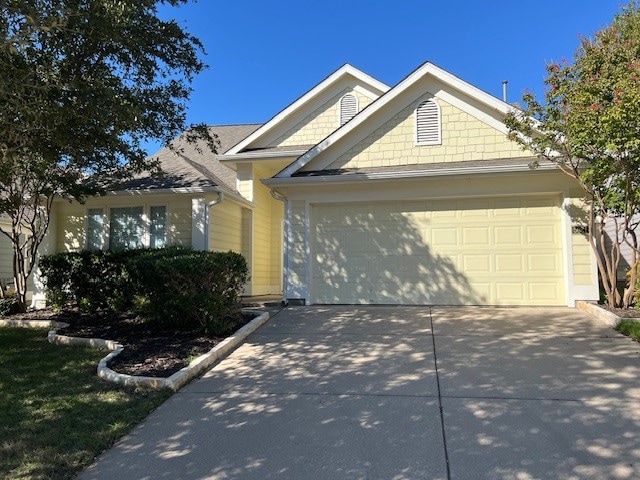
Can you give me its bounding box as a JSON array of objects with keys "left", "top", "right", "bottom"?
[
  {"left": 416, "top": 100, "right": 441, "bottom": 145},
  {"left": 340, "top": 94, "right": 358, "bottom": 126}
]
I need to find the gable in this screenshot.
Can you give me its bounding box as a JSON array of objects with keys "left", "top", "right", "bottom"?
[
  {"left": 279, "top": 62, "right": 533, "bottom": 178},
  {"left": 267, "top": 87, "right": 376, "bottom": 149},
  {"left": 320, "top": 94, "right": 531, "bottom": 171},
  {"left": 225, "top": 65, "right": 389, "bottom": 156}
]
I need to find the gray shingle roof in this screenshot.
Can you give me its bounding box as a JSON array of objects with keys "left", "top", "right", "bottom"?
[{"left": 115, "top": 124, "right": 262, "bottom": 193}]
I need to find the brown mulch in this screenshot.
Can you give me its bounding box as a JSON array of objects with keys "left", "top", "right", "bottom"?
[
  {"left": 599, "top": 305, "right": 640, "bottom": 319},
  {"left": 7, "top": 309, "right": 252, "bottom": 378}
]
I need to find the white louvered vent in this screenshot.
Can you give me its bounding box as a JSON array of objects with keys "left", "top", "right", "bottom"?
[
  {"left": 340, "top": 94, "right": 358, "bottom": 126},
  {"left": 416, "top": 99, "right": 441, "bottom": 145}
]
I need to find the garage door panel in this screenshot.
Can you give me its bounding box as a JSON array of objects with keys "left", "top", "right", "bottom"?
[{"left": 312, "top": 196, "right": 564, "bottom": 306}]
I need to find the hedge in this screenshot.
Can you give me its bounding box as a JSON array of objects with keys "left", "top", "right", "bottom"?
[{"left": 39, "top": 247, "right": 249, "bottom": 334}]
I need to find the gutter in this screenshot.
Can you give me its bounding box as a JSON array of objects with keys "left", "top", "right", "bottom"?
[
  {"left": 270, "top": 188, "right": 289, "bottom": 305},
  {"left": 264, "top": 162, "right": 558, "bottom": 187}
]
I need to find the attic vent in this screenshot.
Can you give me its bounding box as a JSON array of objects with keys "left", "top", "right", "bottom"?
[
  {"left": 416, "top": 99, "right": 441, "bottom": 145},
  {"left": 340, "top": 93, "right": 358, "bottom": 126}
]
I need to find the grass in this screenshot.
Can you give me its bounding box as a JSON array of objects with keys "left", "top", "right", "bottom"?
[
  {"left": 0, "top": 327, "right": 171, "bottom": 479},
  {"left": 616, "top": 320, "right": 640, "bottom": 342}
]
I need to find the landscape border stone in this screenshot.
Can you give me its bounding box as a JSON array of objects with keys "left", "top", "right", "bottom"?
[
  {"left": 45, "top": 309, "right": 270, "bottom": 391},
  {"left": 576, "top": 300, "right": 640, "bottom": 327}
]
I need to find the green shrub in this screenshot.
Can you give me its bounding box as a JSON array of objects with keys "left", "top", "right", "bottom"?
[
  {"left": 130, "top": 250, "right": 249, "bottom": 335},
  {"left": 40, "top": 248, "right": 249, "bottom": 335},
  {"left": 0, "top": 294, "right": 21, "bottom": 316}
]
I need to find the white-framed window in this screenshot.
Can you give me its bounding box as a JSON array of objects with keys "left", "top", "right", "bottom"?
[
  {"left": 339, "top": 93, "right": 358, "bottom": 126},
  {"left": 85, "top": 205, "right": 168, "bottom": 250},
  {"left": 415, "top": 99, "right": 442, "bottom": 145},
  {"left": 86, "top": 208, "right": 105, "bottom": 251}
]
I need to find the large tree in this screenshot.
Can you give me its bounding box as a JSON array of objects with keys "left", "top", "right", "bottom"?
[
  {"left": 0, "top": 0, "right": 214, "bottom": 311},
  {"left": 505, "top": 2, "right": 640, "bottom": 309}
]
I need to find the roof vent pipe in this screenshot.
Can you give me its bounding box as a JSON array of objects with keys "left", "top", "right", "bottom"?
[{"left": 502, "top": 80, "right": 508, "bottom": 103}]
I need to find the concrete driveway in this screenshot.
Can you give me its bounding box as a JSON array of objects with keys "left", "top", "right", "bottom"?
[{"left": 80, "top": 306, "right": 640, "bottom": 480}]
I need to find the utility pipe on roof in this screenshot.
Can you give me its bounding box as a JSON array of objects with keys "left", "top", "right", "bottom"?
[
  {"left": 270, "top": 188, "right": 289, "bottom": 306},
  {"left": 204, "top": 191, "right": 224, "bottom": 250}
]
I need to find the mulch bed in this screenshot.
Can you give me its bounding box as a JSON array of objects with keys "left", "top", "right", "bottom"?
[
  {"left": 599, "top": 305, "right": 640, "bottom": 319},
  {"left": 6, "top": 309, "right": 252, "bottom": 378}
]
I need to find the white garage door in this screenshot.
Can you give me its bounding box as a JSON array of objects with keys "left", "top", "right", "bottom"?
[{"left": 312, "top": 196, "right": 565, "bottom": 305}]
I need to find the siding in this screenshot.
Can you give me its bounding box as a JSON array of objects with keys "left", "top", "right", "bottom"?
[
  {"left": 327, "top": 95, "right": 531, "bottom": 170},
  {"left": 603, "top": 213, "right": 639, "bottom": 280},
  {"left": 271, "top": 89, "right": 373, "bottom": 148},
  {"left": 0, "top": 229, "right": 13, "bottom": 287},
  {"left": 55, "top": 195, "right": 193, "bottom": 252},
  {"left": 209, "top": 200, "right": 243, "bottom": 253}
]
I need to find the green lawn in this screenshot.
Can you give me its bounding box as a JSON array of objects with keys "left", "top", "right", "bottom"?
[
  {"left": 616, "top": 320, "right": 640, "bottom": 342},
  {"left": 0, "top": 327, "right": 170, "bottom": 479}
]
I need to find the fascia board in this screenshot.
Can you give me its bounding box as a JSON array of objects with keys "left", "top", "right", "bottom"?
[
  {"left": 277, "top": 62, "right": 519, "bottom": 178},
  {"left": 264, "top": 162, "right": 557, "bottom": 187},
  {"left": 225, "top": 65, "right": 390, "bottom": 156},
  {"left": 217, "top": 149, "right": 310, "bottom": 162}
]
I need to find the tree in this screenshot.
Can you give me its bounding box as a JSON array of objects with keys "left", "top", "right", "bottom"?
[
  {"left": 505, "top": 2, "right": 640, "bottom": 309},
  {"left": 0, "top": 0, "right": 215, "bottom": 311}
]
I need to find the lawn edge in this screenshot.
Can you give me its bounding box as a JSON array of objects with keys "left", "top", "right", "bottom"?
[
  {"left": 46, "top": 309, "right": 270, "bottom": 391},
  {"left": 576, "top": 301, "right": 640, "bottom": 327}
]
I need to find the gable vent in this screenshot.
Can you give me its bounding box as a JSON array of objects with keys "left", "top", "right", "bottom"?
[
  {"left": 340, "top": 93, "right": 358, "bottom": 126},
  {"left": 416, "top": 99, "right": 441, "bottom": 145}
]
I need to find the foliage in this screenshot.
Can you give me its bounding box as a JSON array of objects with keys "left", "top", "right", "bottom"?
[
  {"left": 628, "top": 265, "right": 640, "bottom": 309},
  {"left": 40, "top": 247, "right": 250, "bottom": 335},
  {"left": 0, "top": 327, "right": 169, "bottom": 479},
  {"left": 130, "top": 250, "right": 249, "bottom": 334},
  {"left": 616, "top": 320, "right": 640, "bottom": 341},
  {"left": 504, "top": 1, "right": 640, "bottom": 308},
  {"left": 0, "top": 0, "right": 216, "bottom": 312},
  {"left": 0, "top": 293, "right": 20, "bottom": 316}
]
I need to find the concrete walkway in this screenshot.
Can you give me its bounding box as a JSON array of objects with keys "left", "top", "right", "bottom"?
[{"left": 80, "top": 306, "right": 640, "bottom": 480}]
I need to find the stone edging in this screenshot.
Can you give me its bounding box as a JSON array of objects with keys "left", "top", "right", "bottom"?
[
  {"left": 576, "top": 301, "right": 640, "bottom": 327},
  {"left": 46, "top": 309, "right": 270, "bottom": 391}
]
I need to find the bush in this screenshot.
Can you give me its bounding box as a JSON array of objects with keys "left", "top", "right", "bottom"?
[
  {"left": 130, "top": 250, "right": 249, "bottom": 335},
  {"left": 0, "top": 294, "right": 21, "bottom": 316},
  {"left": 40, "top": 247, "right": 250, "bottom": 335}
]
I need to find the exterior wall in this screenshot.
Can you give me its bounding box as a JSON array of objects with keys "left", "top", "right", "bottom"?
[
  {"left": 280, "top": 170, "right": 599, "bottom": 306},
  {"left": 271, "top": 89, "right": 374, "bottom": 148},
  {"left": 54, "top": 194, "right": 194, "bottom": 252},
  {"left": 326, "top": 95, "right": 531, "bottom": 170},
  {"left": 209, "top": 199, "right": 243, "bottom": 254},
  {"left": 603, "top": 213, "right": 639, "bottom": 280},
  {"left": 0, "top": 226, "right": 13, "bottom": 288},
  {"left": 250, "top": 165, "right": 284, "bottom": 295}
]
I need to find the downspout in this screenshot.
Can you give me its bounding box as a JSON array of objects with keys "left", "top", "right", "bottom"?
[
  {"left": 204, "top": 190, "right": 224, "bottom": 250},
  {"left": 270, "top": 188, "right": 289, "bottom": 305}
]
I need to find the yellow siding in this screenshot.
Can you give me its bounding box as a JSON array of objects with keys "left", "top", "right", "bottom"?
[
  {"left": 270, "top": 199, "right": 284, "bottom": 289},
  {"left": 271, "top": 90, "right": 373, "bottom": 148},
  {"left": 54, "top": 195, "right": 193, "bottom": 252},
  {"left": 327, "top": 96, "right": 531, "bottom": 170},
  {"left": 209, "top": 200, "right": 243, "bottom": 253}
]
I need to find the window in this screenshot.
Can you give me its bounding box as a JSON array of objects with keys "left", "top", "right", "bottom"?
[
  {"left": 339, "top": 93, "right": 358, "bottom": 126},
  {"left": 86, "top": 205, "right": 167, "bottom": 250},
  {"left": 149, "top": 206, "right": 167, "bottom": 248},
  {"left": 86, "top": 208, "right": 104, "bottom": 251},
  {"left": 415, "top": 99, "right": 441, "bottom": 145},
  {"left": 109, "top": 207, "right": 144, "bottom": 250}
]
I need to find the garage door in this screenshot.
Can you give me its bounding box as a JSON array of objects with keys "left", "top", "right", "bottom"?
[{"left": 312, "top": 196, "right": 565, "bottom": 305}]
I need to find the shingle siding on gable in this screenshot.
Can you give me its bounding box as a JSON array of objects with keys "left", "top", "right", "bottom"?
[
  {"left": 326, "top": 96, "right": 531, "bottom": 170},
  {"left": 270, "top": 90, "right": 373, "bottom": 148}
]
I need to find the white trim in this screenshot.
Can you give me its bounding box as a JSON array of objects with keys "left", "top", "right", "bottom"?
[
  {"left": 217, "top": 149, "right": 310, "bottom": 162},
  {"left": 304, "top": 201, "right": 311, "bottom": 305},
  {"left": 415, "top": 98, "right": 442, "bottom": 145},
  {"left": 561, "top": 196, "right": 574, "bottom": 307},
  {"left": 264, "top": 162, "right": 556, "bottom": 187},
  {"left": 278, "top": 62, "right": 517, "bottom": 178},
  {"left": 339, "top": 93, "right": 359, "bottom": 126},
  {"left": 225, "top": 64, "right": 390, "bottom": 156}
]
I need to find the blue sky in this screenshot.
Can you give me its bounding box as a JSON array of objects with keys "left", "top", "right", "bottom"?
[{"left": 149, "top": 0, "right": 625, "bottom": 153}]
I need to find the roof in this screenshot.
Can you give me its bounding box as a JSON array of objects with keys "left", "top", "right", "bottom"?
[
  {"left": 277, "top": 61, "right": 517, "bottom": 178},
  {"left": 115, "top": 124, "right": 262, "bottom": 193},
  {"left": 225, "top": 64, "right": 390, "bottom": 156}
]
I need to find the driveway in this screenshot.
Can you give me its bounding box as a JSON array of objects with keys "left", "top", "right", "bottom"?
[{"left": 80, "top": 306, "right": 640, "bottom": 480}]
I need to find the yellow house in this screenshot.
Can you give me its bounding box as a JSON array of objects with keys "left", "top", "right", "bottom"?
[{"left": 40, "top": 62, "right": 599, "bottom": 308}]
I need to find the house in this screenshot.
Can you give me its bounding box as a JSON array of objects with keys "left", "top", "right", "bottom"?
[{"left": 36, "top": 61, "right": 600, "bottom": 308}]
